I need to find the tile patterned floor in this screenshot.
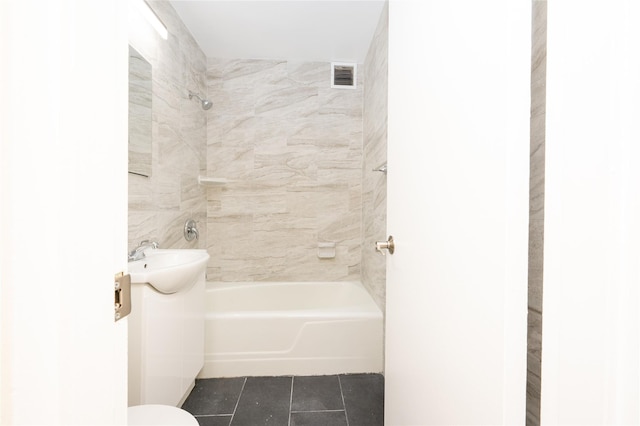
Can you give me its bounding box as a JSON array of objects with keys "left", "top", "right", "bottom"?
[{"left": 181, "top": 374, "right": 384, "bottom": 426}]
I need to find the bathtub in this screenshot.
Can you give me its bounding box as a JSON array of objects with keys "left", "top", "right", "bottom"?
[{"left": 198, "top": 281, "right": 383, "bottom": 378}]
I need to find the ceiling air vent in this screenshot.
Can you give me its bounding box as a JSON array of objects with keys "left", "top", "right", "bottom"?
[{"left": 331, "top": 62, "right": 357, "bottom": 89}]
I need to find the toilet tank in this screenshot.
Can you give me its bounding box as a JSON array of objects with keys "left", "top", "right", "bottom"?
[{"left": 128, "top": 270, "right": 205, "bottom": 407}]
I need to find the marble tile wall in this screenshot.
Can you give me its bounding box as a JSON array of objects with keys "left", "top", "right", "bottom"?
[
  {"left": 205, "top": 59, "right": 364, "bottom": 281},
  {"left": 362, "top": 3, "right": 389, "bottom": 312},
  {"left": 526, "top": 1, "right": 546, "bottom": 425},
  {"left": 128, "top": 1, "right": 208, "bottom": 253}
]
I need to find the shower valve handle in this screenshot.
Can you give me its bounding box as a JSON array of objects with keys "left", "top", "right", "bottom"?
[{"left": 184, "top": 219, "right": 199, "bottom": 241}]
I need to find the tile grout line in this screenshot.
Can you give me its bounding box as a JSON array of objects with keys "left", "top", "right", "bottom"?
[
  {"left": 288, "top": 376, "right": 294, "bottom": 426},
  {"left": 229, "top": 377, "right": 247, "bottom": 426},
  {"left": 338, "top": 375, "right": 350, "bottom": 426},
  {"left": 195, "top": 414, "right": 233, "bottom": 418}
]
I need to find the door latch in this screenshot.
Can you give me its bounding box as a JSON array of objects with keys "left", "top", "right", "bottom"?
[{"left": 114, "top": 272, "right": 132, "bottom": 322}]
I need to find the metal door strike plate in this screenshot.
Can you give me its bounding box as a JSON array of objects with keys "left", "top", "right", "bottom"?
[{"left": 114, "top": 272, "right": 132, "bottom": 322}]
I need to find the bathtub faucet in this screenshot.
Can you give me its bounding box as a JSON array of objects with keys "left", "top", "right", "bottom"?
[{"left": 128, "top": 240, "right": 159, "bottom": 262}]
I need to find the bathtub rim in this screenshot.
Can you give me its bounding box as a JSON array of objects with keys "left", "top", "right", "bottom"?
[{"left": 203, "top": 280, "right": 383, "bottom": 318}]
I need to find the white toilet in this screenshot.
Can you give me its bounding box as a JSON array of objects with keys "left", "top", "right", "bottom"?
[{"left": 128, "top": 404, "right": 198, "bottom": 426}]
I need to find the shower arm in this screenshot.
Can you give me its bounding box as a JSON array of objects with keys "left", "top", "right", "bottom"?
[{"left": 188, "top": 90, "right": 212, "bottom": 110}]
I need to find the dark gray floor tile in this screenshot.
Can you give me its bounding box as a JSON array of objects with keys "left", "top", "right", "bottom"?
[
  {"left": 195, "top": 415, "right": 232, "bottom": 426},
  {"left": 291, "top": 375, "right": 344, "bottom": 411},
  {"left": 231, "top": 376, "right": 292, "bottom": 426},
  {"left": 340, "top": 374, "right": 384, "bottom": 426},
  {"left": 182, "top": 377, "right": 246, "bottom": 416},
  {"left": 290, "top": 411, "right": 348, "bottom": 426}
]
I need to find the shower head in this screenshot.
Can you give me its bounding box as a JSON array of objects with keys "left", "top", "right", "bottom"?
[{"left": 188, "top": 91, "right": 212, "bottom": 110}]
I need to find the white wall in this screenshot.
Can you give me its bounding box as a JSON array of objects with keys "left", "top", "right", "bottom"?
[
  {"left": 0, "top": 0, "right": 129, "bottom": 424},
  {"left": 542, "top": 1, "right": 640, "bottom": 423}
]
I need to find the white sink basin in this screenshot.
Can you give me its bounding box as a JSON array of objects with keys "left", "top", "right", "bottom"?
[{"left": 128, "top": 249, "right": 209, "bottom": 294}]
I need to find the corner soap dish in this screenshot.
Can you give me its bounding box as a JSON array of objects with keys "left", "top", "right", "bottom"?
[{"left": 198, "top": 176, "right": 229, "bottom": 186}]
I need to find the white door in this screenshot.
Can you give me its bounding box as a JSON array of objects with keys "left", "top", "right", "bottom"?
[
  {"left": 0, "top": 0, "right": 129, "bottom": 424},
  {"left": 384, "top": 1, "right": 531, "bottom": 424}
]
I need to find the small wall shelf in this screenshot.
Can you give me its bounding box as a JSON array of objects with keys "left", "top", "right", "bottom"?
[{"left": 198, "top": 176, "right": 229, "bottom": 186}]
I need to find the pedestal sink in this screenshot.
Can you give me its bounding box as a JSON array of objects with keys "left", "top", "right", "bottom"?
[
  {"left": 127, "top": 248, "right": 210, "bottom": 407},
  {"left": 128, "top": 249, "right": 209, "bottom": 293}
]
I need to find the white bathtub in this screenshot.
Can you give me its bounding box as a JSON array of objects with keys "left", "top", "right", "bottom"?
[{"left": 198, "top": 281, "right": 383, "bottom": 378}]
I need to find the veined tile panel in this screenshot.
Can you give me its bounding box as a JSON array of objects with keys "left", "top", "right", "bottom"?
[
  {"left": 128, "top": 1, "right": 208, "bottom": 252},
  {"left": 362, "top": 2, "right": 389, "bottom": 312},
  {"left": 206, "top": 58, "right": 364, "bottom": 282},
  {"left": 526, "top": 1, "right": 546, "bottom": 425}
]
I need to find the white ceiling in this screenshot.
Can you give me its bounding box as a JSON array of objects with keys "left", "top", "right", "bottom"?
[{"left": 169, "top": 1, "right": 386, "bottom": 63}]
